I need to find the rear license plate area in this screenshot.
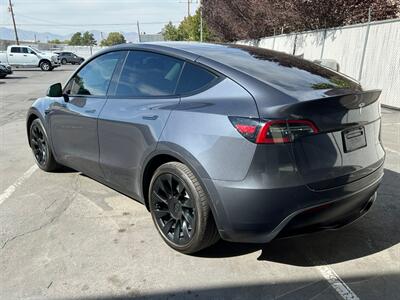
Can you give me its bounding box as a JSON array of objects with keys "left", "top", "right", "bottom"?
[{"left": 342, "top": 126, "right": 367, "bottom": 153}]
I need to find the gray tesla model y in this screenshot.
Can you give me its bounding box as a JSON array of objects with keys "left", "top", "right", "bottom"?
[{"left": 27, "top": 42, "right": 385, "bottom": 253}]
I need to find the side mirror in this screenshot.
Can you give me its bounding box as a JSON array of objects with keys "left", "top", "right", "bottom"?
[{"left": 47, "top": 83, "right": 63, "bottom": 97}]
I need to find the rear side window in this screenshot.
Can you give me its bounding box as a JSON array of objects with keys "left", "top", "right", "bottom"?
[
  {"left": 176, "top": 63, "right": 218, "bottom": 95},
  {"left": 67, "top": 51, "right": 126, "bottom": 96},
  {"left": 114, "top": 51, "right": 184, "bottom": 97},
  {"left": 10, "top": 47, "right": 20, "bottom": 53}
]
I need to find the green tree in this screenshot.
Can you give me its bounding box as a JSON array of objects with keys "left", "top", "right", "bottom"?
[
  {"left": 100, "top": 32, "right": 126, "bottom": 46},
  {"left": 162, "top": 9, "right": 213, "bottom": 42},
  {"left": 69, "top": 32, "right": 82, "bottom": 45},
  {"left": 162, "top": 22, "right": 181, "bottom": 41},
  {"left": 81, "top": 31, "right": 97, "bottom": 46},
  {"left": 48, "top": 39, "right": 61, "bottom": 44}
]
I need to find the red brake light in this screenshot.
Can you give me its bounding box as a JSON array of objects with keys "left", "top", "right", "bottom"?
[
  {"left": 229, "top": 117, "right": 318, "bottom": 144},
  {"left": 235, "top": 124, "right": 257, "bottom": 135}
]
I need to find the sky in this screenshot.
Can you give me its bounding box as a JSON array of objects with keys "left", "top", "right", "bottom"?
[{"left": 0, "top": 0, "right": 200, "bottom": 35}]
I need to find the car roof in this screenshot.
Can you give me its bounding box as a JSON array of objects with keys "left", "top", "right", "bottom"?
[
  {"left": 98, "top": 42, "right": 361, "bottom": 101},
  {"left": 107, "top": 41, "right": 245, "bottom": 59}
]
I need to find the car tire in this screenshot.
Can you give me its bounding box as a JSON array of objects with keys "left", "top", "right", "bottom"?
[
  {"left": 149, "top": 162, "right": 220, "bottom": 254},
  {"left": 29, "top": 118, "right": 61, "bottom": 172},
  {"left": 0, "top": 74, "right": 6, "bottom": 79},
  {"left": 40, "top": 60, "right": 51, "bottom": 71},
  {"left": 61, "top": 58, "right": 67, "bottom": 65}
]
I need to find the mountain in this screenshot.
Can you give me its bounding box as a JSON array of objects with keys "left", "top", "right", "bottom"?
[
  {"left": 0, "top": 27, "right": 139, "bottom": 43},
  {"left": 0, "top": 27, "right": 65, "bottom": 42}
]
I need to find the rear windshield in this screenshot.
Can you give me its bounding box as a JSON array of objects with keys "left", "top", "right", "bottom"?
[{"left": 196, "top": 44, "right": 361, "bottom": 97}]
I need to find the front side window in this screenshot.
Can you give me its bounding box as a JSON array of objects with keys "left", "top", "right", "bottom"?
[
  {"left": 114, "top": 51, "right": 184, "bottom": 97},
  {"left": 21, "top": 48, "right": 29, "bottom": 54},
  {"left": 67, "top": 51, "right": 125, "bottom": 96},
  {"left": 176, "top": 63, "right": 218, "bottom": 95}
]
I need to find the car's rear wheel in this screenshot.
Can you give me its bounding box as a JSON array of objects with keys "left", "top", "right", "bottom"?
[
  {"left": 149, "top": 162, "right": 219, "bottom": 254},
  {"left": 29, "top": 119, "right": 61, "bottom": 171},
  {"left": 61, "top": 58, "right": 67, "bottom": 65}
]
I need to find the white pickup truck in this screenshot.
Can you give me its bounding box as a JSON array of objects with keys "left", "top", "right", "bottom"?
[{"left": 0, "top": 45, "right": 60, "bottom": 71}]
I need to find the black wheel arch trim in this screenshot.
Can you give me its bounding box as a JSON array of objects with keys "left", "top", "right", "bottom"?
[
  {"left": 26, "top": 107, "right": 56, "bottom": 159},
  {"left": 140, "top": 143, "right": 225, "bottom": 231}
]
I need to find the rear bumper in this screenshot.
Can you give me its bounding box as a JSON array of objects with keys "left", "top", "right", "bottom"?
[{"left": 204, "top": 163, "right": 384, "bottom": 243}]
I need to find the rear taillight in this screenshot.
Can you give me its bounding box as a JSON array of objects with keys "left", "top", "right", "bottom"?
[{"left": 229, "top": 117, "right": 318, "bottom": 144}]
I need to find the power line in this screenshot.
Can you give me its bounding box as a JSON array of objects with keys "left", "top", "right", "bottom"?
[{"left": 0, "top": 21, "right": 181, "bottom": 26}]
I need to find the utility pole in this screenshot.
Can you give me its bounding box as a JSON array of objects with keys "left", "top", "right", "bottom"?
[
  {"left": 8, "top": 0, "right": 19, "bottom": 45},
  {"left": 187, "top": 0, "right": 191, "bottom": 17},
  {"left": 137, "top": 21, "right": 141, "bottom": 42},
  {"left": 200, "top": 0, "right": 203, "bottom": 42}
]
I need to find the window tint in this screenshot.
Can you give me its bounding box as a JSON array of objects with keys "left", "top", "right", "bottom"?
[
  {"left": 68, "top": 51, "right": 125, "bottom": 96},
  {"left": 10, "top": 47, "right": 21, "bottom": 53},
  {"left": 115, "top": 51, "right": 183, "bottom": 97},
  {"left": 21, "top": 48, "right": 29, "bottom": 54},
  {"left": 176, "top": 63, "right": 217, "bottom": 94}
]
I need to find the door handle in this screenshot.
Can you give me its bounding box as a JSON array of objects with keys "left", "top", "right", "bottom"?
[
  {"left": 85, "top": 109, "right": 96, "bottom": 114},
  {"left": 23, "top": 54, "right": 27, "bottom": 56},
  {"left": 9, "top": 54, "right": 13, "bottom": 56},
  {"left": 142, "top": 115, "right": 158, "bottom": 120}
]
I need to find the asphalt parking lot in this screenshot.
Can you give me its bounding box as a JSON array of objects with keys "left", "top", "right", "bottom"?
[{"left": 0, "top": 66, "right": 399, "bottom": 300}]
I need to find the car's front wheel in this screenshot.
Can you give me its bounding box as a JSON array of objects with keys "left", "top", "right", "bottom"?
[
  {"left": 40, "top": 61, "right": 52, "bottom": 71},
  {"left": 29, "top": 118, "right": 61, "bottom": 171},
  {"left": 61, "top": 58, "right": 67, "bottom": 65},
  {"left": 149, "top": 162, "right": 220, "bottom": 254}
]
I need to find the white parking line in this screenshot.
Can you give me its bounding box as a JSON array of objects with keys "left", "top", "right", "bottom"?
[
  {"left": 316, "top": 265, "right": 359, "bottom": 300},
  {"left": 0, "top": 164, "right": 38, "bottom": 206}
]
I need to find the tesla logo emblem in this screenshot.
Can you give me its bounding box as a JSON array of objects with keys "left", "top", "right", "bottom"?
[{"left": 358, "top": 102, "right": 365, "bottom": 114}]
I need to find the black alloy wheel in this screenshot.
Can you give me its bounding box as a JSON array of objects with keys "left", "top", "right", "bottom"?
[
  {"left": 29, "top": 119, "right": 60, "bottom": 171},
  {"left": 149, "top": 162, "right": 220, "bottom": 254},
  {"left": 30, "top": 120, "right": 48, "bottom": 167},
  {"left": 152, "top": 173, "right": 196, "bottom": 245}
]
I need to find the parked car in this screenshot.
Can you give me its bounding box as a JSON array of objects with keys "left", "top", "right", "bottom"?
[
  {"left": 58, "top": 52, "right": 85, "bottom": 65},
  {"left": 0, "top": 45, "right": 60, "bottom": 71},
  {"left": 26, "top": 43, "right": 385, "bottom": 254},
  {"left": 0, "top": 63, "right": 12, "bottom": 78}
]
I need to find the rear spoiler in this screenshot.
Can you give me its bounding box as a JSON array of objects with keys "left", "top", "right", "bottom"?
[{"left": 265, "top": 90, "right": 382, "bottom": 132}]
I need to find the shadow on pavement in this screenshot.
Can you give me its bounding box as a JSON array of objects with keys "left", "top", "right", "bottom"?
[
  {"left": 197, "top": 168, "right": 400, "bottom": 266},
  {"left": 1, "top": 76, "right": 28, "bottom": 79},
  {"left": 63, "top": 273, "right": 400, "bottom": 299}
]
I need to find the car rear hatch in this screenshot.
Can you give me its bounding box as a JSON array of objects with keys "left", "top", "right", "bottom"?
[
  {"left": 263, "top": 90, "right": 385, "bottom": 190},
  {"left": 201, "top": 44, "right": 385, "bottom": 190}
]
